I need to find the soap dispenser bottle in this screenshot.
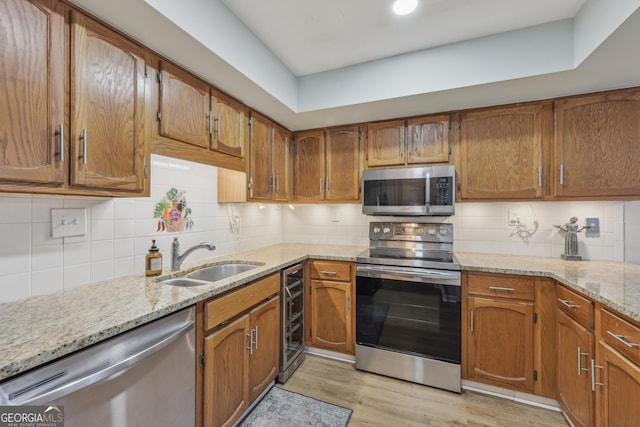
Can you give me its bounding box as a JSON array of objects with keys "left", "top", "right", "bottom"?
[{"left": 145, "top": 240, "right": 163, "bottom": 277}]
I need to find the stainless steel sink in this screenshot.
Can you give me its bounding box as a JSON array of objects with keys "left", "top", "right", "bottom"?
[
  {"left": 187, "top": 263, "right": 257, "bottom": 282},
  {"left": 158, "top": 263, "right": 260, "bottom": 287}
]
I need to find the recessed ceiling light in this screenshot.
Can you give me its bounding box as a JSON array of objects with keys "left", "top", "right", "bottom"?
[{"left": 393, "top": 0, "right": 418, "bottom": 15}]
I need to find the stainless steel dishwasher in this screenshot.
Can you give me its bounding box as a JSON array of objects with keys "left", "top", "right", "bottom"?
[{"left": 0, "top": 306, "right": 196, "bottom": 427}]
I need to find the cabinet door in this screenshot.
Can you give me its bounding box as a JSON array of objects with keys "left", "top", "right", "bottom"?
[
  {"left": 212, "top": 90, "right": 245, "bottom": 158},
  {"left": 248, "top": 112, "right": 272, "bottom": 201},
  {"left": 460, "top": 104, "right": 548, "bottom": 199},
  {"left": 554, "top": 90, "right": 640, "bottom": 198},
  {"left": 272, "top": 124, "right": 291, "bottom": 202},
  {"left": 406, "top": 114, "right": 450, "bottom": 164},
  {"left": 325, "top": 125, "right": 360, "bottom": 201},
  {"left": 0, "top": 0, "right": 64, "bottom": 184},
  {"left": 159, "top": 61, "right": 210, "bottom": 149},
  {"left": 248, "top": 296, "right": 280, "bottom": 402},
  {"left": 467, "top": 296, "right": 534, "bottom": 391},
  {"left": 203, "top": 314, "right": 250, "bottom": 427},
  {"left": 598, "top": 343, "right": 640, "bottom": 427},
  {"left": 294, "top": 130, "right": 325, "bottom": 202},
  {"left": 366, "top": 120, "right": 405, "bottom": 167},
  {"left": 309, "top": 280, "right": 352, "bottom": 353},
  {"left": 70, "top": 12, "right": 145, "bottom": 191},
  {"left": 557, "top": 309, "right": 594, "bottom": 427}
]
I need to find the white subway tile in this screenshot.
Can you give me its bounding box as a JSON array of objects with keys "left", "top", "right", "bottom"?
[
  {"left": 114, "top": 199, "right": 136, "bottom": 220},
  {"left": 31, "top": 268, "right": 63, "bottom": 296},
  {"left": 91, "top": 240, "right": 114, "bottom": 262},
  {"left": 63, "top": 242, "right": 91, "bottom": 266},
  {"left": 91, "top": 260, "right": 114, "bottom": 283},
  {"left": 63, "top": 264, "right": 90, "bottom": 289},
  {"left": 114, "top": 238, "right": 135, "bottom": 258},
  {"left": 115, "top": 219, "right": 135, "bottom": 239},
  {"left": 32, "top": 197, "right": 64, "bottom": 223},
  {"left": 91, "top": 200, "right": 115, "bottom": 221},
  {"left": 32, "top": 245, "right": 63, "bottom": 272},
  {"left": 114, "top": 257, "right": 135, "bottom": 278},
  {"left": 0, "top": 273, "right": 30, "bottom": 303},
  {"left": 0, "top": 197, "right": 31, "bottom": 223}
]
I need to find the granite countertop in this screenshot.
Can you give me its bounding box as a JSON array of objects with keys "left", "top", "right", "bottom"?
[{"left": 1, "top": 244, "right": 640, "bottom": 382}]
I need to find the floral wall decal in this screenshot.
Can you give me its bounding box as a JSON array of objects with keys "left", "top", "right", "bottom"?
[{"left": 154, "top": 188, "right": 194, "bottom": 232}]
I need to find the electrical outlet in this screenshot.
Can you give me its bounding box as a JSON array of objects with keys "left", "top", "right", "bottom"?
[
  {"left": 51, "top": 208, "right": 87, "bottom": 238},
  {"left": 508, "top": 210, "right": 520, "bottom": 226},
  {"left": 586, "top": 217, "right": 600, "bottom": 233}
]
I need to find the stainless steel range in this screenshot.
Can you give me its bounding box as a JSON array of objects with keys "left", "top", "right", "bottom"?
[{"left": 355, "top": 222, "right": 462, "bottom": 393}]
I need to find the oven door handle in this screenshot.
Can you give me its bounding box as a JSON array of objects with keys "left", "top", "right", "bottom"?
[{"left": 356, "top": 264, "right": 460, "bottom": 285}]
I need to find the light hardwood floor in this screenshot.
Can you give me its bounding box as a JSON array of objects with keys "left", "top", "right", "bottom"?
[{"left": 280, "top": 355, "right": 569, "bottom": 426}]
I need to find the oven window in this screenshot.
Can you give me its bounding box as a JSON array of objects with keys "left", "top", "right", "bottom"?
[
  {"left": 356, "top": 277, "right": 461, "bottom": 364},
  {"left": 363, "top": 178, "right": 426, "bottom": 207}
]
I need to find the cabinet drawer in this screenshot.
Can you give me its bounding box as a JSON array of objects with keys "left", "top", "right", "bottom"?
[
  {"left": 309, "top": 261, "right": 352, "bottom": 282},
  {"left": 205, "top": 273, "right": 279, "bottom": 331},
  {"left": 602, "top": 309, "right": 640, "bottom": 365},
  {"left": 556, "top": 285, "right": 594, "bottom": 329},
  {"left": 467, "top": 273, "right": 535, "bottom": 301}
]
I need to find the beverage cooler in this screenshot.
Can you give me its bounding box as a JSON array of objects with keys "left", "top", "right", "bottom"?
[{"left": 278, "top": 263, "right": 305, "bottom": 382}]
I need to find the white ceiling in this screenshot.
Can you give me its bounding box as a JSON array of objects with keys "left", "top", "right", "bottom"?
[
  {"left": 221, "top": 0, "right": 587, "bottom": 76},
  {"left": 70, "top": 0, "right": 640, "bottom": 130}
]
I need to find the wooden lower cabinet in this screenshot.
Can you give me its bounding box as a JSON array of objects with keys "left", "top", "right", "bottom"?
[
  {"left": 466, "top": 296, "right": 535, "bottom": 391},
  {"left": 597, "top": 343, "right": 640, "bottom": 426},
  {"left": 306, "top": 260, "right": 355, "bottom": 354},
  {"left": 557, "top": 309, "right": 594, "bottom": 427},
  {"left": 199, "top": 273, "right": 280, "bottom": 427}
]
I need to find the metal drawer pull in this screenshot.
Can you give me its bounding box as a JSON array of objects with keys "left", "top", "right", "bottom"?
[
  {"left": 319, "top": 271, "right": 337, "bottom": 275},
  {"left": 558, "top": 299, "right": 578, "bottom": 309},
  {"left": 607, "top": 331, "right": 639, "bottom": 348},
  {"left": 246, "top": 329, "right": 254, "bottom": 355},
  {"left": 577, "top": 347, "right": 589, "bottom": 376},
  {"left": 81, "top": 129, "right": 88, "bottom": 164},
  {"left": 254, "top": 326, "right": 258, "bottom": 350},
  {"left": 488, "top": 286, "right": 515, "bottom": 292},
  {"left": 57, "top": 124, "right": 64, "bottom": 162},
  {"left": 591, "top": 359, "right": 604, "bottom": 391}
]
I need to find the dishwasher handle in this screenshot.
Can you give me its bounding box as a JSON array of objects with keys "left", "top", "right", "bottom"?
[{"left": 11, "top": 319, "right": 194, "bottom": 405}]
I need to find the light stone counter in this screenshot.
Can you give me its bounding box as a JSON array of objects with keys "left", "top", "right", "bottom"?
[
  {"left": 457, "top": 252, "right": 640, "bottom": 324},
  {"left": 0, "top": 243, "right": 364, "bottom": 381},
  {"left": 2, "top": 245, "right": 640, "bottom": 382}
]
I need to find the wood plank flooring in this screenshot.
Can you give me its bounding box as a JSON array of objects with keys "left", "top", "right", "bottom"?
[{"left": 280, "top": 354, "right": 568, "bottom": 426}]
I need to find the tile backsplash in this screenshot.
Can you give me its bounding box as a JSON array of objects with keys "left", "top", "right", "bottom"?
[{"left": 0, "top": 154, "right": 632, "bottom": 303}]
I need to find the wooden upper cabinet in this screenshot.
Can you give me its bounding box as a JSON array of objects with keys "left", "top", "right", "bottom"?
[
  {"left": 212, "top": 90, "right": 246, "bottom": 158},
  {"left": 70, "top": 11, "right": 146, "bottom": 191},
  {"left": 294, "top": 130, "right": 325, "bottom": 202},
  {"left": 406, "top": 114, "right": 450, "bottom": 164},
  {"left": 248, "top": 112, "right": 272, "bottom": 201},
  {"left": 158, "top": 61, "right": 210, "bottom": 149},
  {"left": 554, "top": 89, "right": 640, "bottom": 198},
  {"left": 325, "top": 125, "right": 360, "bottom": 201},
  {"left": 272, "top": 124, "right": 291, "bottom": 202},
  {"left": 366, "top": 120, "right": 405, "bottom": 167},
  {"left": 0, "top": 0, "right": 65, "bottom": 185},
  {"left": 460, "top": 103, "right": 550, "bottom": 200}
]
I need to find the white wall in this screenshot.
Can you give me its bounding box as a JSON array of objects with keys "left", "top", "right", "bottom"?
[{"left": 0, "top": 155, "right": 629, "bottom": 303}]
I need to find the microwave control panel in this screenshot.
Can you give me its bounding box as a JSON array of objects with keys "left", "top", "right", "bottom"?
[{"left": 430, "top": 177, "right": 453, "bottom": 206}]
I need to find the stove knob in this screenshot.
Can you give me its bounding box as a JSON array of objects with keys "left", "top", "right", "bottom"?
[
  {"left": 439, "top": 227, "right": 448, "bottom": 236},
  {"left": 427, "top": 228, "right": 436, "bottom": 235},
  {"left": 373, "top": 227, "right": 381, "bottom": 233},
  {"left": 383, "top": 227, "right": 391, "bottom": 234}
]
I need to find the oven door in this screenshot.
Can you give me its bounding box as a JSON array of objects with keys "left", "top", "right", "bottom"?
[{"left": 355, "top": 264, "right": 461, "bottom": 364}]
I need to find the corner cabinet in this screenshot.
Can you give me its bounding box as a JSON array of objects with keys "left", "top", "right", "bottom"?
[
  {"left": 306, "top": 260, "right": 355, "bottom": 354},
  {"left": 463, "top": 272, "right": 556, "bottom": 397},
  {"left": 365, "top": 114, "right": 451, "bottom": 168},
  {"left": 459, "top": 103, "right": 551, "bottom": 200},
  {"left": 294, "top": 126, "right": 360, "bottom": 203},
  {"left": 554, "top": 89, "right": 640, "bottom": 198},
  {"left": 0, "top": 0, "right": 148, "bottom": 195},
  {"left": 198, "top": 273, "right": 280, "bottom": 427},
  {"left": 248, "top": 111, "right": 292, "bottom": 202}
]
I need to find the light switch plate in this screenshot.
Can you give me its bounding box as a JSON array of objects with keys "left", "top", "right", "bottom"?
[
  {"left": 586, "top": 217, "right": 600, "bottom": 233},
  {"left": 51, "top": 208, "right": 87, "bottom": 238}
]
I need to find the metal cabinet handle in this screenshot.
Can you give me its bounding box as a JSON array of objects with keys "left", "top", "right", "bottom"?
[
  {"left": 558, "top": 298, "right": 578, "bottom": 309},
  {"left": 560, "top": 164, "right": 564, "bottom": 185},
  {"left": 470, "top": 310, "right": 474, "bottom": 332},
  {"left": 488, "top": 286, "right": 515, "bottom": 292},
  {"left": 319, "top": 271, "right": 337, "bottom": 275},
  {"left": 57, "top": 124, "right": 64, "bottom": 162},
  {"left": 591, "top": 359, "right": 604, "bottom": 391},
  {"left": 254, "top": 325, "right": 258, "bottom": 350},
  {"left": 209, "top": 112, "right": 213, "bottom": 135},
  {"left": 538, "top": 167, "right": 542, "bottom": 187},
  {"left": 217, "top": 114, "right": 221, "bottom": 137},
  {"left": 81, "top": 129, "right": 88, "bottom": 164},
  {"left": 578, "top": 347, "right": 589, "bottom": 376},
  {"left": 275, "top": 175, "right": 279, "bottom": 191},
  {"left": 607, "top": 331, "right": 639, "bottom": 348},
  {"left": 319, "top": 178, "right": 323, "bottom": 193},
  {"left": 246, "top": 329, "right": 254, "bottom": 355},
  {"left": 326, "top": 177, "right": 329, "bottom": 192}
]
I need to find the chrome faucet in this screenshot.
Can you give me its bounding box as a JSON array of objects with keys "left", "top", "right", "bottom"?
[{"left": 171, "top": 237, "right": 216, "bottom": 271}]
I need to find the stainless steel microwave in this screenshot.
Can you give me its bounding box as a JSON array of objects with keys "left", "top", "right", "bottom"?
[{"left": 362, "top": 165, "right": 455, "bottom": 216}]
